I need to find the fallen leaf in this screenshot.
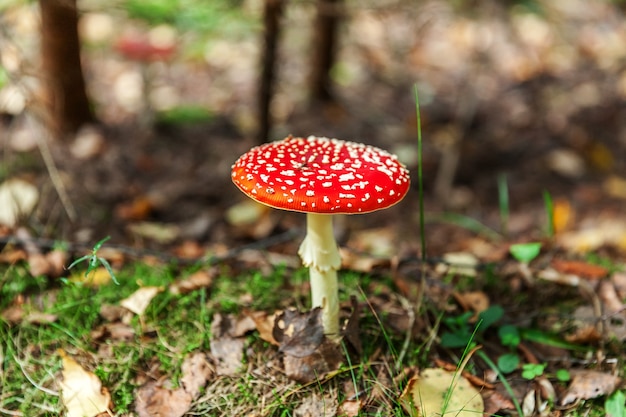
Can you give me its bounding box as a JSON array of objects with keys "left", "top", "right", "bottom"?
[
  {"left": 135, "top": 380, "right": 192, "bottom": 417},
  {"left": 91, "top": 322, "right": 135, "bottom": 342},
  {"left": 115, "top": 195, "right": 154, "bottom": 221},
  {"left": 210, "top": 313, "right": 245, "bottom": 375},
  {"left": 127, "top": 221, "right": 180, "bottom": 244},
  {"left": 99, "top": 304, "right": 130, "bottom": 322},
  {"left": 338, "top": 399, "right": 363, "bottom": 417},
  {"left": 546, "top": 148, "right": 585, "bottom": 178},
  {"left": 400, "top": 368, "right": 484, "bottom": 417},
  {"left": 246, "top": 310, "right": 280, "bottom": 345},
  {"left": 169, "top": 269, "right": 215, "bottom": 295},
  {"left": 274, "top": 308, "right": 325, "bottom": 358},
  {"left": 453, "top": 291, "right": 489, "bottom": 314},
  {"left": 70, "top": 267, "right": 112, "bottom": 287},
  {"left": 180, "top": 352, "right": 214, "bottom": 399},
  {"left": 560, "top": 370, "right": 621, "bottom": 406},
  {"left": 552, "top": 198, "right": 574, "bottom": 233},
  {"left": 604, "top": 175, "right": 626, "bottom": 200},
  {"left": 120, "top": 286, "right": 162, "bottom": 315},
  {"left": 436, "top": 252, "right": 479, "bottom": 277},
  {"left": 551, "top": 259, "right": 608, "bottom": 280},
  {"left": 283, "top": 337, "right": 343, "bottom": 382},
  {"left": 0, "top": 178, "right": 39, "bottom": 227},
  {"left": 294, "top": 392, "right": 338, "bottom": 417},
  {"left": 58, "top": 349, "right": 111, "bottom": 417},
  {"left": 482, "top": 390, "right": 516, "bottom": 415}
]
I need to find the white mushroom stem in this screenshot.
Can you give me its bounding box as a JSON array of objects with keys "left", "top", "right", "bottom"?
[{"left": 298, "top": 213, "right": 342, "bottom": 336}]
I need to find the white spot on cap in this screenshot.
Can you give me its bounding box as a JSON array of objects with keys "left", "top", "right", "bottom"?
[
  {"left": 306, "top": 190, "right": 315, "bottom": 197},
  {"left": 339, "top": 172, "right": 355, "bottom": 182}
]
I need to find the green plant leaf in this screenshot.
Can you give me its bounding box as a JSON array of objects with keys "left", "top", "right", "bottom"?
[
  {"left": 555, "top": 369, "right": 571, "bottom": 382},
  {"left": 440, "top": 331, "right": 472, "bottom": 349},
  {"left": 509, "top": 242, "right": 542, "bottom": 263},
  {"left": 521, "top": 363, "right": 546, "bottom": 380},
  {"left": 520, "top": 328, "right": 587, "bottom": 351},
  {"left": 498, "top": 324, "right": 520, "bottom": 347},
  {"left": 605, "top": 390, "right": 625, "bottom": 417},
  {"left": 497, "top": 353, "right": 519, "bottom": 374},
  {"left": 477, "top": 305, "right": 504, "bottom": 331}
]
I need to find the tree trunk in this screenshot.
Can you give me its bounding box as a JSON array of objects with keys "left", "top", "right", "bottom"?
[
  {"left": 40, "top": 0, "right": 94, "bottom": 138},
  {"left": 257, "top": 0, "right": 285, "bottom": 144},
  {"left": 309, "top": 0, "right": 342, "bottom": 103}
]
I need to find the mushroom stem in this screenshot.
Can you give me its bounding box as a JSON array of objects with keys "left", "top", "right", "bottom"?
[{"left": 298, "top": 213, "right": 341, "bottom": 336}]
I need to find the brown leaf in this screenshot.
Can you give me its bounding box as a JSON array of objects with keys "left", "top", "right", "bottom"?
[
  {"left": 342, "top": 297, "right": 362, "bottom": 355},
  {"left": 91, "top": 322, "right": 135, "bottom": 342},
  {"left": 210, "top": 313, "right": 245, "bottom": 375},
  {"left": 294, "top": 392, "right": 338, "bottom": 417},
  {"left": 169, "top": 269, "right": 214, "bottom": 295},
  {"left": 283, "top": 338, "right": 343, "bottom": 383},
  {"left": 180, "top": 352, "right": 214, "bottom": 399},
  {"left": 135, "top": 381, "right": 192, "bottom": 417},
  {"left": 338, "top": 399, "right": 363, "bottom": 417},
  {"left": 560, "top": 370, "right": 621, "bottom": 406},
  {"left": 246, "top": 310, "right": 280, "bottom": 346},
  {"left": 551, "top": 259, "right": 608, "bottom": 280},
  {"left": 99, "top": 304, "right": 130, "bottom": 322},
  {"left": 274, "top": 308, "right": 325, "bottom": 358},
  {"left": 453, "top": 291, "right": 489, "bottom": 314},
  {"left": 482, "top": 390, "right": 516, "bottom": 415}
]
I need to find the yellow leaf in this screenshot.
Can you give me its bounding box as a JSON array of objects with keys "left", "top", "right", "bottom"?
[
  {"left": 400, "top": 368, "right": 484, "bottom": 417},
  {"left": 552, "top": 198, "right": 574, "bottom": 234},
  {"left": 70, "top": 267, "right": 112, "bottom": 287},
  {"left": 58, "top": 349, "right": 111, "bottom": 417}
]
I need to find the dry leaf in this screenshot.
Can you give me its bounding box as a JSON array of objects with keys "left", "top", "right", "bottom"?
[
  {"left": 120, "top": 286, "right": 162, "bottom": 315},
  {"left": 294, "top": 392, "right": 338, "bottom": 417},
  {"left": 210, "top": 313, "right": 245, "bottom": 375},
  {"left": 135, "top": 381, "right": 192, "bottom": 417},
  {"left": 169, "top": 269, "right": 214, "bottom": 295},
  {"left": 560, "top": 370, "right": 621, "bottom": 405},
  {"left": 453, "top": 291, "right": 489, "bottom": 315},
  {"left": 91, "top": 322, "right": 135, "bottom": 342},
  {"left": 552, "top": 198, "right": 574, "bottom": 233},
  {"left": 437, "top": 252, "right": 479, "bottom": 277},
  {"left": 0, "top": 178, "right": 39, "bottom": 227},
  {"left": 246, "top": 310, "right": 280, "bottom": 345},
  {"left": 180, "top": 352, "right": 214, "bottom": 399},
  {"left": 283, "top": 338, "right": 343, "bottom": 383},
  {"left": 274, "top": 308, "right": 325, "bottom": 358},
  {"left": 482, "top": 390, "right": 516, "bottom": 415},
  {"left": 400, "top": 368, "right": 484, "bottom": 417},
  {"left": 551, "top": 259, "right": 608, "bottom": 280},
  {"left": 58, "top": 349, "right": 111, "bottom": 417},
  {"left": 338, "top": 399, "right": 363, "bottom": 417}
]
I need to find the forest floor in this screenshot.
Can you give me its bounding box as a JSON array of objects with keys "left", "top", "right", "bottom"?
[{"left": 1, "top": 0, "right": 626, "bottom": 415}]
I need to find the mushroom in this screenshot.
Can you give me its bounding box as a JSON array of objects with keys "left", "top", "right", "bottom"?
[{"left": 231, "top": 135, "right": 410, "bottom": 336}]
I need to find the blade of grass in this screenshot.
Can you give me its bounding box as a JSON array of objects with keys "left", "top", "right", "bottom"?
[
  {"left": 413, "top": 84, "right": 426, "bottom": 261},
  {"left": 543, "top": 190, "right": 554, "bottom": 238},
  {"left": 477, "top": 350, "right": 523, "bottom": 417},
  {"left": 497, "top": 173, "right": 509, "bottom": 236}
]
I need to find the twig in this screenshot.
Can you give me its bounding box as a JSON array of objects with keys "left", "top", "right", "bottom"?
[
  {"left": 28, "top": 115, "right": 77, "bottom": 222},
  {"left": 14, "top": 356, "right": 59, "bottom": 397},
  {"left": 0, "top": 407, "right": 24, "bottom": 416}
]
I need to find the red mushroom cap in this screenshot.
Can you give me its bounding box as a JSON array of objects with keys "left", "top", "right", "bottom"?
[{"left": 231, "top": 135, "right": 410, "bottom": 214}]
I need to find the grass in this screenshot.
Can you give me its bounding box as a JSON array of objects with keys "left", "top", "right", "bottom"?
[{"left": 0, "top": 258, "right": 421, "bottom": 416}]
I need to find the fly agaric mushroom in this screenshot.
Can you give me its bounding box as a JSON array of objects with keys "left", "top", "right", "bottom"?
[{"left": 231, "top": 135, "right": 410, "bottom": 336}]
